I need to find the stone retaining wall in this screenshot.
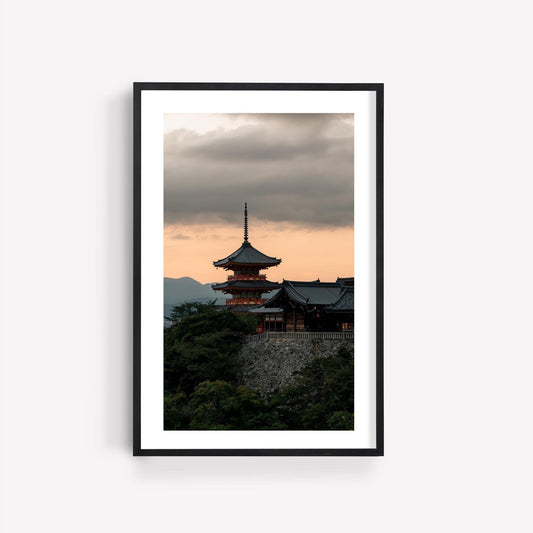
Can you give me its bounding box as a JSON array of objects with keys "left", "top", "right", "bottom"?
[{"left": 237, "top": 337, "right": 354, "bottom": 395}]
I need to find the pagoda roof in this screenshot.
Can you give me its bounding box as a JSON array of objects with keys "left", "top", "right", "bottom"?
[
  {"left": 265, "top": 280, "right": 345, "bottom": 307},
  {"left": 212, "top": 279, "right": 280, "bottom": 291},
  {"left": 213, "top": 241, "right": 281, "bottom": 269}
]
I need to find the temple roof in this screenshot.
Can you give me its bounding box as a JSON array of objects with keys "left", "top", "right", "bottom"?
[
  {"left": 265, "top": 280, "right": 346, "bottom": 307},
  {"left": 213, "top": 241, "right": 281, "bottom": 269},
  {"left": 212, "top": 279, "right": 280, "bottom": 291},
  {"left": 336, "top": 277, "right": 354, "bottom": 287},
  {"left": 328, "top": 286, "right": 354, "bottom": 312}
]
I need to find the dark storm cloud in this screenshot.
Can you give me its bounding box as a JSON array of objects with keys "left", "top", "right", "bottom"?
[{"left": 164, "top": 114, "right": 354, "bottom": 227}]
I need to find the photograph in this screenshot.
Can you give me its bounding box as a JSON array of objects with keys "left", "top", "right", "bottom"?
[
  {"left": 162, "top": 113, "right": 355, "bottom": 431},
  {"left": 134, "top": 84, "right": 383, "bottom": 455}
]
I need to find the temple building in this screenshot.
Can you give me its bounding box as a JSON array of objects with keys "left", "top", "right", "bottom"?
[
  {"left": 212, "top": 203, "right": 281, "bottom": 306},
  {"left": 263, "top": 278, "right": 354, "bottom": 332},
  {"left": 212, "top": 203, "right": 354, "bottom": 333}
]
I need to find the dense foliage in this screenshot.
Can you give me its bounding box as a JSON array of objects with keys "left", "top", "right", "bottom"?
[
  {"left": 164, "top": 302, "right": 354, "bottom": 430},
  {"left": 164, "top": 308, "right": 256, "bottom": 394},
  {"left": 165, "top": 300, "right": 217, "bottom": 324},
  {"left": 269, "top": 345, "right": 354, "bottom": 430}
]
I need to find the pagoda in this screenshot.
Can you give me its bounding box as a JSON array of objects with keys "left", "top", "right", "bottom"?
[{"left": 212, "top": 203, "right": 281, "bottom": 306}]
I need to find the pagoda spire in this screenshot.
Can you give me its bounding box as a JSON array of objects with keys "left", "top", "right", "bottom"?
[
  {"left": 213, "top": 202, "right": 282, "bottom": 306},
  {"left": 244, "top": 202, "right": 248, "bottom": 243}
]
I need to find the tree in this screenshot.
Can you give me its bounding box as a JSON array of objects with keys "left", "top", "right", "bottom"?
[
  {"left": 269, "top": 345, "right": 354, "bottom": 430},
  {"left": 164, "top": 310, "right": 255, "bottom": 394},
  {"left": 188, "top": 381, "right": 284, "bottom": 430},
  {"left": 165, "top": 300, "right": 217, "bottom": 324},
  {"left": 164, "top": 391, "right": 192, "bottom": 430}
]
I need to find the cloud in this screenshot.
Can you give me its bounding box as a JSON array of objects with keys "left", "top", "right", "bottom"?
[
  {"left": 171, "top": 234, "right": 191, "bottom": 240},
  {"left": 164, "top": 114, "right": 354, "bottom": 228}
]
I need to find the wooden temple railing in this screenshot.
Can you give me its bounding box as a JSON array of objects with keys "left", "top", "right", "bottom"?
[
  {"left": 226, "top": 297, "right": 268, "bottom": 306},
  {"left": 227, "top": 274, "right": 267, "bottom": 281},
  {"left": 243, "top": 331, "right": 354, "bottom": 343}
]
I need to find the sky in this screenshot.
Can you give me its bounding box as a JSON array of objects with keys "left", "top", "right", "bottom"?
[{"left": 164, "top": 113, "right": 354, "bottom": 284}]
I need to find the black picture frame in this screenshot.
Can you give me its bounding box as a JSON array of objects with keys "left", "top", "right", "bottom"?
[{"left": 133, "top": 83, "right": 384, "bottom": 456}]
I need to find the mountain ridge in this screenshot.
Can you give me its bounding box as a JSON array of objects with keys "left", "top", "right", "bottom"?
[{"left": 164, "top": 276, "right": 225, "bottom": 308}]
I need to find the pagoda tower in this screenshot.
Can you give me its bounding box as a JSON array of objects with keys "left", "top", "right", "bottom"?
[{"left": 212, "top": 203, "right": 281, "bottom": 306}]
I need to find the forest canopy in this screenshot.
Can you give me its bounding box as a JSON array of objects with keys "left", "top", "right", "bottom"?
[{"left": 164, "top": 302, "right": 354, "bottom": 430}]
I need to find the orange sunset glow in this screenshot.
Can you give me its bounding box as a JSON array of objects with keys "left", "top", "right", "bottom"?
[
  {"left": 164, "top": 113, "right": 354, "bottom": 286},
  {"left": 165, "top": 220, "right": 354, "bottom": 284}
]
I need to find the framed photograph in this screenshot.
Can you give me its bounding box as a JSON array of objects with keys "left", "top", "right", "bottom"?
[{"left": 133, "top": 83, "right": 383, "bottom": 456}]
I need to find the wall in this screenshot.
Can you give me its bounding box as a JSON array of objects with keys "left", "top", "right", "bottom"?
[
  {"left": 1, "top": 1, "right": 532, "bottom": 532},
  {"left": 239, "top": 336, "right": 353, "bottom": 394}
]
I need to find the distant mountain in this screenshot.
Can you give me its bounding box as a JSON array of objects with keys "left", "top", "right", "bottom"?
[{"left": 164, "top": 277, "right": 225, "bottom": 317}]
